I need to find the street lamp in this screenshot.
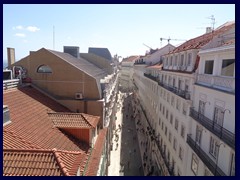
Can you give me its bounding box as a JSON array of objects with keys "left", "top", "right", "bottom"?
[{"left": 215, "top": 142, "right": 225, "bottom": 176}]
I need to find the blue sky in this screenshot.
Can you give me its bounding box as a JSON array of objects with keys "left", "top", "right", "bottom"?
[{"left": 3, "top": 4, "right": 235, "bottom": 62}]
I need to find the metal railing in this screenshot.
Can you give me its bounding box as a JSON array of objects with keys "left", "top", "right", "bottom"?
[
  {"left": 186, "top": 134, "right": 226, "bottom": 176},
  {"left": 189, "top": 108, "right": 235, "bottom": 149},
  {"left": 158, "top": 81, "right": 191, "bottom": 100},
  {"left": 143, "top": 73, "right": 190, "bottom": 101},
  {"left": 3, "top": 79, "right": 20, "bottom": 90},
  {"left": 143, "top": 73, "right": 158, "bottom": 82}
]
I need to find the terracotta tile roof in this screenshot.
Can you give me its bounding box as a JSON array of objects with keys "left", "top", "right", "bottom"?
[
  {"left": 48, "top": 112, "right": 100, "bottom": 129},
  {"left": 3, "top": 86, "right": 89, "bottom": 152},
  {"left": 3, "top": 148, "right": 86, "bottom": 176},
  {"left": 84, "top": 128, "right": 107, "bottom": 176},
  {"left": 122, "top": 56, "right": 139, "bottom": 62},
  {"left": 146, "top": 64, "right": 163, "bottom": 69},
  {"left": 168, "top": 21, "right": 235, "bottom": 54},
  {"left": 3, "top": 86, "right": 106, "bottom": 176}
]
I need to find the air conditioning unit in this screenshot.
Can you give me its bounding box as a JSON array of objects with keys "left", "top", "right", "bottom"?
[{"left": 75, "top": 93, "right": 83, "bottom": 99}]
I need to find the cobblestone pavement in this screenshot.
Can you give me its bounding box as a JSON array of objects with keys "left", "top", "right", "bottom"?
[{"left": 108, "top": 91, "right": 144, "bottom": 176}]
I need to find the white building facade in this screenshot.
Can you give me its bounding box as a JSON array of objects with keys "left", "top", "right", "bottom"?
[
  {"left": 186, "top": 25, "right": 235, "bottom": 176},
  {"left": 132, "top": 21, "right": 235, "bottom": 176}
]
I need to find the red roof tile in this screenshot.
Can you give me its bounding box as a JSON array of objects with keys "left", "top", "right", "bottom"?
[
  {"left": 122, "top": 56, "right": 139, "bottom": 62},
  {"left": 168, "top": 21, "right": 235, "bottom": 54},
  {"left": 48, "top": 112, "right": 100, "bottom": 129},
  {"left": 3, "top": 86, "right": 105, "bottom": 176},
  {"left": 84, "top": 128, "right": 107, "bottom": 176},
  {"left": 3, "top": 148, "right": 86, "bottom": 176}
]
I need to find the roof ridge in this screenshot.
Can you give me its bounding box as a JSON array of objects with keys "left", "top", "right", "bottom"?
[{"left": 80, "top": 114, "right": 94, "bottom": 128}]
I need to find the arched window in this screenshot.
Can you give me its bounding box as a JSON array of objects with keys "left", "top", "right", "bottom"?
[{"left": 37, "top": 65, "right": 52, "bottom": 73}]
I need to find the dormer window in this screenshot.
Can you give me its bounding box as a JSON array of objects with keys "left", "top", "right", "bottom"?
[
  {"left": 204, "top": 60, "right": 214, "bottom": 74},
  {"left": 221, "top": 59, "right": 235, "bottom": 77},
  {"left": 188, "top": 53, "right": 192, "bottom": 66},
  {"left": 37, "top": 65, "right": 52, "bottom": 73}
]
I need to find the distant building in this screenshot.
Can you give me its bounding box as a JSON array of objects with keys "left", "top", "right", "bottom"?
[
  {"left": 88, "top": 47, "right": 112, "bottom": 61},
  {"left": 119, "top": 55, "right": 139, "bottom": 91}
]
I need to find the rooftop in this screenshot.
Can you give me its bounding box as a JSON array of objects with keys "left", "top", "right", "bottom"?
[
  {"left": 168, "top": 21, "right": 235, "bottom": 54},
  {"left": 3, "top": 86, "right": 105, "bottom": 176}
]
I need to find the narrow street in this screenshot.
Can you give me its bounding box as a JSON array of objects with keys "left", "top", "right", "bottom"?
[{"left": 108, "top": 91, "right": 144, "bottom": 176}]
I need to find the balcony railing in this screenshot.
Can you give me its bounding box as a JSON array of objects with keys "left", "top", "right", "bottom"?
[
  {"left": 189, "top": 108, "right": 235, "bottom": 149},
  {"left": 143, "top": 73, "right": 158, "bottom": 82},
  {"left": 187, "top": 134, "right": 226, "bottom": 176},
  {"left": 196, "top": 74, "right": 235, "bottom": 93},
  {"left": 143, "top": 73, "right": 191, "bottom": 100},
  {"left": 158, "top": 81, "right": 191, "bottom": 100},
  {"left": 3, "top": 79, "right": 20, "bottom": 90}
]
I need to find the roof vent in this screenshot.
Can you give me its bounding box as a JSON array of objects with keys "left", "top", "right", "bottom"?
[
  {"left": 63, "top": 46, "right": 80, "bottom": 58},
  {"left": 206, "top": 27, "right": 212, "bottom": 33},
  {"left": 3, "top": 105, "right": 11, "bottom": 126},
  {"left": 75, "top": 93, "right": 83, "bottom": 100}
]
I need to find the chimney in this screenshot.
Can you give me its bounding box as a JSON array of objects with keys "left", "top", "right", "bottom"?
[
  {"left": 7, "top": 48, "right": 15, "bottom": 67},
  {"left": 63, "top": 46, "right": 80, "bottom": 58},
  {"left": 3, "top": 105, "right": 11, "bottom": 126},
  {"left": 206, "top": 27, "right": 212, "bottom": 34}
]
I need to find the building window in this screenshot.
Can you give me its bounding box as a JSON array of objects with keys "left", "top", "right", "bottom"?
[
  {"left": 179, "top": 146, "right": 184, "bottom": 161},
  {"left": 163, "top": 106, "right": 165, "bottom": 115},
  {"left": 195, "top": 125, "right": 202, "bottom": 145},
  {"left": 169, "top": 132, "right": 172, "bottom": 143},
  {"left": 182, "top": 103, "right": 187, "bottom": 115},
  {"left": 170, "top": 56, "right": 173, "bottom": 66},
  {"left": 159, "top": 118, "right": 161, "bottom": 126},
  {"left": 166, "top": 109, "right": 169, "bottom": 120},
  {"left": 213, "top": 106, "right": 224, "bottom": 127},
  {"left": 37, "top": 65, "right": 52, "bottom": 73},
  {"left": 180, "top": 54, "right": 184, "bottom": 66},
  {"left": 173, "top": 137, "right": 177, "bottom": 151},
  {"left": 175, "top": 55, "right": 178, "bottom": 66},
  {"left": 176, "top": 99, "right": 180, "bottom": 111},
  {"left": 209, "top": 136, "right": 219, "bottom": 158},
  {"left": 170, "top": 114, "right": 173, "bottom": 125},
  {"left": 165, "top": 126, "right": 168, "bottom": 136},
  {"left": 230, "top": 153, "right": 235, "bottom": 176},
  {"left": 175, "top": 119, "right": 179, "bottom": 131},
  {"left": 160, "top": 103, "right": 162, "bottom": 111},
  {"left": 191, "top": 153, "right": 199, "bottom": 175},
  {"left": 171, "top": 96, "right": 175, "bottom": 106},
  {"left": 167, "top": 150, "right": 170, "bottom": 163},
  {"left": 180, "top": 125, "right": 185, "bottom": 139},
  {"left": 221, "top": 59, "right": 235, "bottom": 77},
  {"left": 188, "top": 53, "right": 192, "bottom": 66},
  {"left": 204, "top": 60, "right": 214, "bottom": 74},
  {"left": 162, "top": 122, "right": 164, "bottom": 131},
  {"left": 167, "top": 93, "right": 170, "bottom": 103}
]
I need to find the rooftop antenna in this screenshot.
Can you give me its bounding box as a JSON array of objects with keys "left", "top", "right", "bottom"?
[
  {"left": 53, "top": 26, "right": 55, "bottom": 50},
  {"left": 207, "top": 15, "right": 215, "bottom": 30}
]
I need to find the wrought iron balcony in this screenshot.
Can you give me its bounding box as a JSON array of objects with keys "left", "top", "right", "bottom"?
[
  {"left": 143, "top": 73, "right": 158, "bottom": 82},
  {"left": 189, "top": 108, "right": 235, "bottom": 149},
  {"left": 187, "top": 134, "right": 226, "bottom": 176},
  {"left": 158, "top": 81, "right": 191, "bottom": 100}
]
